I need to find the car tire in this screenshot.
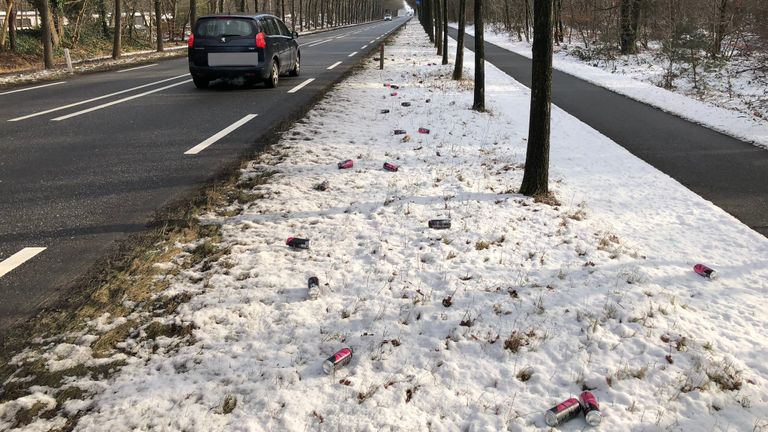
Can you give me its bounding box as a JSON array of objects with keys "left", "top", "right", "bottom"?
[
  {"left": 289, "top": 53, "right": 300, "bottom": 77},
  {"left": 264, "top": 59, "right": 279, "bottom": 88},
  {"left": 192, "top": 76, "right": 209, "bottom": 89}
]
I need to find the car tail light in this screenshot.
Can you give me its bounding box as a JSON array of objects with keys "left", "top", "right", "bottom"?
[
  {"left": 256, "top": 32, "right": 266, "bottom": 49},
  {"left": 188, "top": 33, "right": 195, "bottom": 48}
]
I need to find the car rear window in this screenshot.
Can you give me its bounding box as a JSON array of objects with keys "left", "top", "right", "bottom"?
[{"left": 195, "top": 18, "right": 256, "bottom": 38}]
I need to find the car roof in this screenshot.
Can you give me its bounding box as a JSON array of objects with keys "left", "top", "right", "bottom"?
[{"left": 197, "top": 14, "right": 278, "bottom": 20}]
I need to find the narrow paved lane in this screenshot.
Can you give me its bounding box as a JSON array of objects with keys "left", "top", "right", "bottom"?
[
  {"left": 0, "top": 18, "right": 409, "bottom": 334},
  {"left": 449, "top": 29, "right": 768, "bottom": 238}
]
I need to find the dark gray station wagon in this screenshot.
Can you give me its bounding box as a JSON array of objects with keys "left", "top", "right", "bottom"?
[{"left": 188, "top": 14, "right": 300, "bottom": 88}]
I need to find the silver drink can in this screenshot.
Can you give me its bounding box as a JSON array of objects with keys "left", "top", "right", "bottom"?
[
  {"left": 579, "top": 391, "right": 602, "bottom": 426},
  {"left": 322, "top": 348, "right": 353, "bottom": 374},
  {"left": 544, "top": 397, "right": 582, "bottom": 427}
]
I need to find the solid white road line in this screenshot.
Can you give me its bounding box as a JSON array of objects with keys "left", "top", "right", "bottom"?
[
  {"left": 0, "top": 247, "right": 46, "bottom": 279},
  {"left": 117, "top": 63, "right": 158, "bottom": 73},
  {"left": 52, "top": 79, "right": 192, "bottom": 121},
  {"left": 348, "top": 52, "right": 358, "bottom": 57},
  {"left": 184, "top": 114, "right": 258, "bottom": 155},
  {"left": 0, "top": 81, "right": 65, "bottom": 96},
  {"left": 9, "top": 74, "right": 188, "bottom": 122},
  {"left": 287, "top": 78, "right": 316, "bottom": 94},
  {"left": 327, "top": 61, "right": 342, "bottom": 70}
]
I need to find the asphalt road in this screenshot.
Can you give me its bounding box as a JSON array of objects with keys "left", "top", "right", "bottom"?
[
  {"left": 0, "top": 17, "right": 409, "bottom": 333},
  {"left": 449, "top": 29, "right": 768, "bottom": 238}
]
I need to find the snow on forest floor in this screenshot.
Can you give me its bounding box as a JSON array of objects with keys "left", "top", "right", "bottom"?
[
  {"left": 3, "top": 21, "right": 768, "bottom": 432},
  {"left": 455, "top": 24, "right": 768, "bottom": 150}
]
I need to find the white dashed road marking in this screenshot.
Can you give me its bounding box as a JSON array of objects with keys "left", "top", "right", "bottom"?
[
  {"left": 184, "top": 114, "right": 258, "bottom": 155},
  {"left": 327, "top": 61, "right": 342, "bottom": 70},
  {"left": 0, "top": 248, "right": 46, "bottom": 279},
  {"left": 288, "top": 78, "right": 316, "bottom": 94}
]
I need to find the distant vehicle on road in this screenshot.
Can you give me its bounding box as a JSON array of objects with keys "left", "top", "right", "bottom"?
[
  {"left": 188, "top": 14, "right": 300, "bottom": 89},
  {"left": 384, "top": 13, "right": 392, "bottom": 21}
]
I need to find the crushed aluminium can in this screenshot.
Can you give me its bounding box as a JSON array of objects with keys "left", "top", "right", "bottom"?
[
  {"left": 383, "top": 162, "right": 399, "bottom": 172},
  {"left": 544, "top": 397, "right": 582, "bottom": 427},
  {"left": 380, "top": 109, "right": 390, "bottom": 114},
  {"left": 308, "top": 276, "right": 320, "bottom": 300},
  {"left": 393, "top": 129, "right": 407, "bottom": 135},
  {"left": 286, "top": 237, "right": 310, "bottom": 249},
  {"left": 428, "top": 219, "right": 451, "bottom": 229},
  {"left": 418, "top": 127, "right": 430, "bottom": 134},
  {"left": 579, "top": 391, "right": 602, "bottom": 426},
  {"left": 338, "top": 159, "right": 353, "bottom": 169},
  {"left": 322, "top": 348, "right": 353, "bottom": 374},
  {"left": 694, "top": 263, "right": 718, "bottom": 279},
  {"left": 401, "top": 102, "right": 411, "bottom": 107}
]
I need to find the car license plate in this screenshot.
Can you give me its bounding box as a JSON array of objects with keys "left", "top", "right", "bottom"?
[{"left": 208, "top": 53, "right": 259, "bottom": 67}]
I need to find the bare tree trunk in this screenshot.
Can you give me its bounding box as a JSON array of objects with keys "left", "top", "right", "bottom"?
[
  {"left": 472, "top": 0, "right": 484, "bottom": 111},
  {"left": 435, "top": 0, "right": 442, "bottom": 54},
  {"left": 453, "top": 0, "right": 466, "bottom": 80},
  {"left": 189, "top": 0, "right": 196, "bottom": 30},
  {"left": 0, "top": 0, "right": 13, "bottom": 50},
  {"left": 8, "top": 6, "right": 16, "bottom": 51},
  {"left": 113, "top": 0, "right": 122, "bottom": 59},
  {"left": 712, "top": 0, "right": 729, "bottom": 58},
  {"left": 442, "top": 0, "right": 448, "bottom": 65},
  {"left": 524, "top": 0, "right": 530, "bottom": 42},
  {"left": 155, "top": 0, "right": 163, "bottom": 51},
  {"left": 520, "top": 0, "right": 554, "bottom": 197},
  {"left": 37, "top": 0, "right": 55, "bottom": 67}
]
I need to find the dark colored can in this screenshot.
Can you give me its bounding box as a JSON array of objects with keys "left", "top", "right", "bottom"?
[
  {"left": 545, "top": 397, "right": 582, "bottom": 427},
  {"left": 383, "top": 162, "right": 399, "bottom": 172},
  {"left": 380, "top": 109, "right": 390, "bottom": 114},
  {"left": 338, "top": 159, "right": 353, "bottom": 169},
  {"left": 390, "top": 92, "right": 398, "bottom": 96},
  {"left": 390, "top": 84, "right": 400, "bottom": 89},
  {"left": 580, "top": 391, "right": 602, "bottom": 426},
  {"left": 393, "top": 129, "right": 407, "bottom": 135},
  {"left": 425, "top": 98, "right": 431, "bottom": 103},
  {"left": 308, "top": 276, "right": 320, "bottom": 300},
  {"left": 428, "top": 219, "right": 451, "bottom": 229},
  {"left": 286, "top": 237, "right": 310, "bottom": 249},
  {"left": 418, "top": 128, "right": 430, "bottom": 134},
  {"left": 322, "top": 348, "right": 353, "bottom": 374},
  {"left": 401, "top": 102, "right": 411, "bottom": 107},
  {"left": 694, "top": 263, "right": 718, "bottom": 279}
]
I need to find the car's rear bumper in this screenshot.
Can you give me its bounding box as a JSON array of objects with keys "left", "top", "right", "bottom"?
[{"left": 189, "top": 63, "right": 268, "bottom": 80}]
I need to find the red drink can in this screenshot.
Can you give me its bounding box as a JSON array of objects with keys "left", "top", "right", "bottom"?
[
  {"left": 286, "top": 237, "right": 310, "bottom": 249},
  {"left": 338, "top": 159, "right": 353, "bottom": 169},
  {"left": 694, "top": 263, "right": 718, "bottom": 279},
  {"left": 418, "top": 128, "right": 430, "bottom": 134},
  {"left": 579, "top": 391, "right": 602, "bottom": 426},
  {"left": 383, "top": 162, "right": 399, "bottom": 172},
  {"left": 323, "top": 348, "right": 353, "bottom": 374},
  {"left": 390, "top": 91, "right": 398, "bottom": 96},
  {"left": 545, "top": 397, "right": 582, "bottom": 427},
  {"left": 384, "top": 83, "right": 391, "bottom": 87}
]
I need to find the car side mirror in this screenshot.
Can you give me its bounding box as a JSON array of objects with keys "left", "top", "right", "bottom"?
[{"left": 292, "top": 31, "right": 299, "bottom": 39}]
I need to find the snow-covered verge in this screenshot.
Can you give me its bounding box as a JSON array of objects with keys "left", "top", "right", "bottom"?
[
  {"left": 455, "top": 24, "right": 768, "bottom": 151},
  {"left": 3, "top": 20, "right": 768, "bottom": 432}
]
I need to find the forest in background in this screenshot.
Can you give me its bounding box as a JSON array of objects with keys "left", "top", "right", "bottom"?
[{"left": 0, "top": 0, "right": 396, "bottom": 72}]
